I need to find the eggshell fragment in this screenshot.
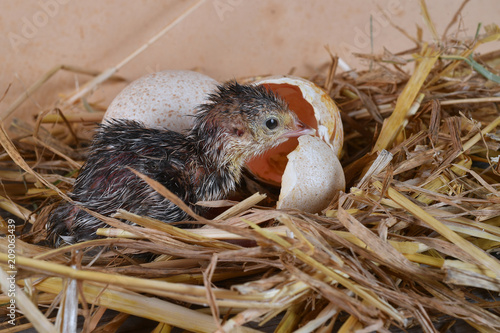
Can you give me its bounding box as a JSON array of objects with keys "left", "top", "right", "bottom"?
[
  {"left": 103, "top": 70, "right": 218, "bottom": 130},
  {"left": 277, "top": 135, "right": 345, "bottom": 213}
]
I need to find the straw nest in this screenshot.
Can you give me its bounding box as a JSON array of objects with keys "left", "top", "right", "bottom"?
[{"left": 1, "top": 3, "right": 500, "bottom": 333}]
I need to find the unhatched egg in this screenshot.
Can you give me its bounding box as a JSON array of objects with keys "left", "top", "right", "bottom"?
[{"left": 103, "top": 70, "right": 218, "bottom": 131}]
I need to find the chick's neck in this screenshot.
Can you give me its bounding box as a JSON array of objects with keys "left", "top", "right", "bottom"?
[{"left": 188, "top": 124, "right": 250, "bottom": 202}]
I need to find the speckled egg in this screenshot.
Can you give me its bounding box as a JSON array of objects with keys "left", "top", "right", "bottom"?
[{"left": 103, "top": 70, "right": 218, "bottom": 131}]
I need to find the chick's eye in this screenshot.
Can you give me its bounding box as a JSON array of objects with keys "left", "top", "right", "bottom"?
[{"left": 265, "top": 117, "right": 279, "bottom": 130}]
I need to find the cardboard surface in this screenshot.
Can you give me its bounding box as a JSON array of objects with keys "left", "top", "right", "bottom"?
[{"left": 1, "top": 0, "right": 498, "bottom": 121}]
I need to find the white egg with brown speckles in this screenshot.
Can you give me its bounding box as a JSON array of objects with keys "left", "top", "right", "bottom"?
[{"left": 103, "top": 70, "right": 218, "bottom": 130}]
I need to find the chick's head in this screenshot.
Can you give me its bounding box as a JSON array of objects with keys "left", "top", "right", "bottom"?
[{"left": 195, "top": 81, "right": 314, "bottom": 163}]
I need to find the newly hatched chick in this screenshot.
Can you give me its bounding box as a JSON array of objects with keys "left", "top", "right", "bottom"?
[{"left": 46, "top": 81, "right": 313, "bottom": 246}]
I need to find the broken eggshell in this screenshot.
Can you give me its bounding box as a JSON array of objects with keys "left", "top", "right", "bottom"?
[
  {"left": 277, "top": 135, "right": 345, "bottom": 213},
  {"left": 247, "top": 75, "right": 345, "bottom": 213},
  {"left": 103, "top": 70, "right": 218, "bottom": 131}
]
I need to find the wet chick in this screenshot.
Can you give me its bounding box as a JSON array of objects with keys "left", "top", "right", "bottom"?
[{"left": 47, "top": 81, "right": 313, "bottom": 246}]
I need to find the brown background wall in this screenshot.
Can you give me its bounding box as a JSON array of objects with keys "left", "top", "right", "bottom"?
[{"left": 1, "top": 0, "right": 499, "bottom": 121}]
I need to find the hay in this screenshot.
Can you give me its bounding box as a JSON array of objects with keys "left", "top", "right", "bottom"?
[{"left": 1, "top": 3, "right": 500, "bottom": 333}]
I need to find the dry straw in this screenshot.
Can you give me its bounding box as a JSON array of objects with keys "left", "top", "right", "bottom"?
[{"left": 1, "top": 0, "right": 500, "bottom": 332}]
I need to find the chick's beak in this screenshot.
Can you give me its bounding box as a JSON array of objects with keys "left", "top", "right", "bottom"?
[{"left": 281, "top": 119, "right": 315, "bottom": 138}]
